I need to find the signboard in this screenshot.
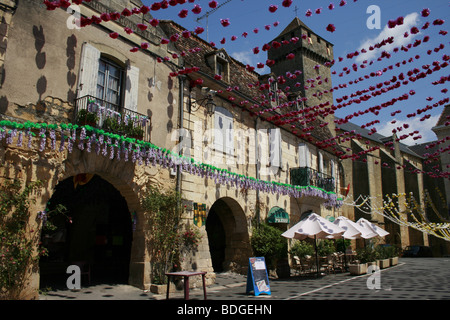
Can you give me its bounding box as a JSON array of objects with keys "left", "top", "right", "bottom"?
[
  {"left": 193, "top": 203, "right": 206, "bottom": 227},
  {"left": 267, "top": 206, "right": 290, "bottom": 224},
  {"left": 246, "top": 257, "right": 271, "bottom": 296}
]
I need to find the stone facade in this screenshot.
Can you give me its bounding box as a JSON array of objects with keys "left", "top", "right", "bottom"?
[
  {"left": 0, "top": 0, "right": 181, "bottom": 298},
  {"left": 1, "top": 0, "right": 446, "bottom": 300}
]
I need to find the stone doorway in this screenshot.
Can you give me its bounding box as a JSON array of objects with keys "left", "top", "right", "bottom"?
[
  {"left": 39, "top": 174, "right": 133, "bottom": 289},
  {"left": 205, "top": 197, "right": 251, "bottom": 274}
]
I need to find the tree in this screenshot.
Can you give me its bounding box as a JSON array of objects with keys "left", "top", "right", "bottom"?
[
  {"left": 142, "top": 186, "right": 201, "bottom": 285},
  {"left": 250, "top": 222, "right": 287, "bottom": 270}
]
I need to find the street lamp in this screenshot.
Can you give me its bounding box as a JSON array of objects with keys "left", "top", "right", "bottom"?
[{"left": 189, "top": 87, "right": 217, "bottom": 116}]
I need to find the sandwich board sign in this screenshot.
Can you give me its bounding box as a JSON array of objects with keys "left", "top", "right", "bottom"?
[{"left": 246, "top": 257, "right": 271, "bottom": 296}]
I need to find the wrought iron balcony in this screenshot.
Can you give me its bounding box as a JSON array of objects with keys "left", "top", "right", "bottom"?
[
  {"left": 74, "top": 95, "right": 151, "bottom": 142},
  {"left": 290, "top": 167, "right": 335, "bottom": 193}
]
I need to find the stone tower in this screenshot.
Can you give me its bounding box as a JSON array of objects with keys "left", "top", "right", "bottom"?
[{"left": 267, "top": 17, "right": 335, "bottom": 131}]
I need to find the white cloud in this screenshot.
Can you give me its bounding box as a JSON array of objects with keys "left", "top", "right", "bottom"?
[
  {"left": 355, "top": 12, "right": 420, "bottom": 64},
  {"left": 230, "top": 50, "right": 254, "bottom": 66},
  {"left": 230, "top": 51, "right": 270, "bottom": 74},
  {"left": 376, "top": 114, "right": 439, "bottom": 146}
]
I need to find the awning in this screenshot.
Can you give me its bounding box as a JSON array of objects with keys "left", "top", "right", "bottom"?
[{"left": 267, "top": 206, "right": 290, "bottom": 224}]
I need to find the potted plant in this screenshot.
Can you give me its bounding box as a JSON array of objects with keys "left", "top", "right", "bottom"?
[
  {"left": 77, "top": 109, "right": 99, "bottom": 127},
  {"left": 386, "top": 245, "right": 399, "bottom": 266},
  {"left": 127, "top": 126, "right": 144, "bottom": 140},
  {"left": 102, "top": 117, "right": 121, "bottom": 134},
  {"left": 349, "top": 247, "right": 380, "bottom": 275},
  {"left": 376, "top": 246, "right": 391, "bottom": 269}
]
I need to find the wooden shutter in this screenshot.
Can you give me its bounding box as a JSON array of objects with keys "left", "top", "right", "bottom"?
[
  {"left": 298, "top": 143, "right": 311, "bottom": 167},
  {"left": 214, "top": 107, "right": 233, "bottom": 155},
  {"left": 77, "top": 42, "right": 100, "bottom": 98},
  {"left": 124, "top": 65, "right": 139, "bottom": 112},
  {"left": 269, "top": 128, "right": 282, "bottom": 168}
]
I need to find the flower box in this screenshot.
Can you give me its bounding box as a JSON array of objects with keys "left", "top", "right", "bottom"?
[
  {"left": 348, "top": 263, "right": 367, "bottom": 275},
  {"left": 379, "top": 258, "right": 390, "bottom": 269},
  {"left": 390, "top": 256, "right": 398, "bottom": 266}
]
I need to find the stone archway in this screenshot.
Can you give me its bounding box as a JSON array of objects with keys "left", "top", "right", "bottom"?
[
  {"left": 39, "top": 174, "right": 134, "bottom": 288},
  {"left": 34, "top": 148, "right": 174, "bottom": 290},
  {"left": 205, "top": 197, "right": 252, "bottom": 274}
]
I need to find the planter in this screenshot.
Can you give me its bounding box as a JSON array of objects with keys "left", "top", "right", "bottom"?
[
  {"left": 367, "top": 260, "right": 380, "bottom": 269},
  {"left": 150, "top": 282, "right": 177, "bottom": 295},
  {"left": 348, "top": 263, "right": 367, "bottom": 275},
  {"left": 379, "top": 259, "right": 390, "bottom": 269},
  {"left": 390, "top": 256, "right": 398, "bottom": 266}
]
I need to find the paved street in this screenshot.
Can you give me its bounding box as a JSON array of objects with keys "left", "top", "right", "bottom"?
[{"left": 39, "top": 258, "right": 450, "bottom": 301}]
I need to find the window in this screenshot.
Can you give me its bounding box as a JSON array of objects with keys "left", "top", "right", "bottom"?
[
  {"left": 77, "top": 42, "right": 140, "bottom": 112},
  {"left": 97, "top": 59, "right": 123, "bottom": 111},
  {"left": 216, "top": 60, "right": 225, "bottom": 78},
  {"left": 206, "top": 50, "right": 230, "bottom": 82},
  {"left": 214, "top": 106, "right": 234, "bottom": 155}
]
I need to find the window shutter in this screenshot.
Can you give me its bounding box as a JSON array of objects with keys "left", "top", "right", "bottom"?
[
  {"left": 298, "top": 143, "right": 310, "bottom": 167},
  {"left": 124, "top": 65, "right": 139, "bottom": 112},
  {"left": 214, "top": 111, "right": 225, "bottom": 153},
  {"left": 318, "top": 151, "right": 324, "bottom": 173},
  {"left": 330, "top": 159, "right": 335, "bottom": 178},
  {"left": 214, "top": 107, "right": 233, "bottom": 155},
  {"left": 225, "top": 118, "right": 234, "bottom": 155},
  {"left": 77, "top": 43, "right": 100, "bottom": 98},
  {"left": 269, "top": 128, "right": 282, "bottom": 168}
]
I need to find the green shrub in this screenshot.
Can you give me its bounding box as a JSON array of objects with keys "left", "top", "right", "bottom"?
[
  {"left": 250, "top": 223, "right": 287, "bottom": 270},
  {"left": 289, "top": 240, "right": 314, "bottom": 258},
  {"left": 0, "top": 180, "right": 66, "bottom": 299},
  {"left": 317, "top": 239, "right": 336, "bottom": 256},
  {"left": 356, "top": 247, "right": 379, "bottom": 263}
]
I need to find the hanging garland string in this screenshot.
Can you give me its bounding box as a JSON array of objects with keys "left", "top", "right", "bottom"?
[{"left": 0, "top": 119, "right": 343, "bottom": 208}]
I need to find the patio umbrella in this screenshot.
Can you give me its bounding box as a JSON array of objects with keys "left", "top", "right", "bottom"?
[
  {"left": 357, "top": 218, "right": 389, "bottom": 238},
  {"left": 332, "top": 216, "right": 366, "bottom": 269},
  {"left": 282, "top": 213, "right": 345, "bottom": 277}
]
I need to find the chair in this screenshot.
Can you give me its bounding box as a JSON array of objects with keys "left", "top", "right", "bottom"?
[
  {"left": 332, "top": 253, "right": 345, "bottom": 273},
  {"left": 71, "top": 261, "right": 91, "bottom": 285},
  {"left": 320, "top": 255, "right": 334, "bottom": 274},
  {"left": 292, "top": 256, "right": 302, "bottom": 275},
  {"left": 301, "top": 255, "right": 314, "bottom": 275}
]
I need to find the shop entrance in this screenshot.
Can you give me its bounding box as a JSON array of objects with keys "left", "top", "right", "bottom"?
[
  {"left": 39, "top": 174, "right": 132, "bottom": 289},
  {"left": 205, "top": 197, "right": 252, "bottom": 274}
]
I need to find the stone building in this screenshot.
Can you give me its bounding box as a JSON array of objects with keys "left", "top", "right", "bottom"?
[
  {"left": 0, "top": 0, "right": 183, "bottom": 297},
  {"left": 159, "top": 17, "right": 344, "bottom": 277},
  {"left": 1, "top": 0, "right": 445, "bottom": 300}
]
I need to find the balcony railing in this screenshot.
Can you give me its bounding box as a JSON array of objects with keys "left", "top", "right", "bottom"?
[
  {"left": 290, "top": 167, "right": 335, "bottom": 193},
  {"left": 74, "top": 95, "right": 151, "bottom": 142}
]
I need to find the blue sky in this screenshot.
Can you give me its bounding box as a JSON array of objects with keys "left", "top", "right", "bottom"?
[{"left": 147, "top": 0, "right": 449, "bottom": 146}]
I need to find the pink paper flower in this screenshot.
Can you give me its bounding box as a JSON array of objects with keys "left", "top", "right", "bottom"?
[
  {"left": 137, "top": 23, "right": 147, "bottom": 31},
  {"left": 150, "top": 19, "right": 159, "bottom": 27},
  {"left": 178, "top": 9, "right": 188, "bottom": 18},
  {"left": 326, "top": 24, "right": 336, "bottom": 32},
  {"left": 192, "top": 5, "right": 202, "bottom": 14},
  {"left": 195, "top": 26, "right": 204, "bottom": 34},
  {"left": 209, "top": 0, "right": 218, "bottom": 8},
  {"left": 220, "top": 19, "right": 230, "bottom": 27},
  {"left": 421, "top": 8, "right": 430, "bottom": 17}
]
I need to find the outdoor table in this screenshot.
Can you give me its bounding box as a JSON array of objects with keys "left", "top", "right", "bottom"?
[{"left": 165, "top": 271, "right": 207, "bottom": 300}]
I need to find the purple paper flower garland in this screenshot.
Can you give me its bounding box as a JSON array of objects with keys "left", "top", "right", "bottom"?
[{"left": 0, "top": 119, "right": 343, "bottom": 208}]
